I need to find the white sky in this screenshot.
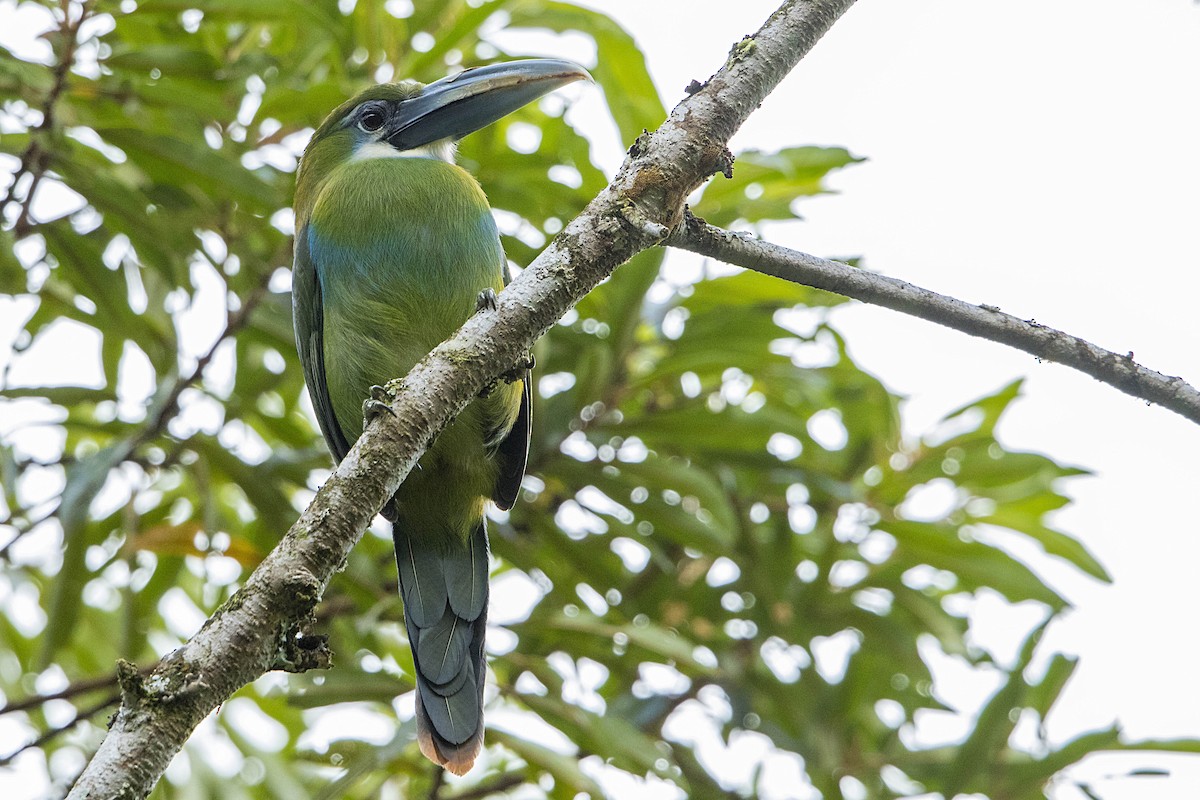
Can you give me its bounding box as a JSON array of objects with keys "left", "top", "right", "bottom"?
[
  {"left": 570, "top": 1, "right": 1200, "bottom": 798},
  {"left": 2, "top": 1, "right": 1200, "bottom": 798}
]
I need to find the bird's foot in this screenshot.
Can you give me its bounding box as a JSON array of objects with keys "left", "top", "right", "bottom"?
[
  {"left": 476, "top": 287, "right": 499, "bottom": 313},
  {"left": 499, "top": 353, "right": 535, "bottom": 385},
  {"left": 363, "top": 384, "right": 397, "bottom": 427},
  {"left": 481, "top": 355, "right": 535, "bottom": 398}
]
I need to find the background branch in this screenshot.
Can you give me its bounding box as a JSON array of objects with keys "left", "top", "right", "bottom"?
[
  {"left": 0, "top": 692, "right": 119, "bottom": 767},
  {"left": 129, "top": 273, "right": 273, "bottom": 453},
  {"left": 0, "top": 274, "right": 272, "bottom": 561},
  {"left": 667, "top": 211, "right": 1200, "bottom": 425},
  {"left": 0, "top": 1, "right": 90, "bottom": 236},
  {"left": 0, "top": 669, "right": 130, "bottom": 716}
]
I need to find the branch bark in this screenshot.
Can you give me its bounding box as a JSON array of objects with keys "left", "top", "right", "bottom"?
[
  {"left": 64, "top": 0, "right": 857, "bottom": 796},
  {"left": 666, "top": 211, "right": 1200, "bottom": 425}
]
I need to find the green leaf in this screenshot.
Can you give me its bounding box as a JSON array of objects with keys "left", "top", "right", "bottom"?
[
  {"left": 490, "top": 728, "right": 607, "bottom": 797},
  {"left": 39, "top": 441, "right": 136, "bottom": 666},
  {"left": 694, "top": 146, "right": 864, "bottom": 228},
  {"left": 544, "top": 611, "right": 717, "bottom": 674},
  {"left": 505, "top": 0, "right": 665, "bottom": 144},
  {"left": 97, "top": 127, "right": 282, "bottom": 211},
  {"left": 0, "top": 227, "right": 24, "bottom": 293}
]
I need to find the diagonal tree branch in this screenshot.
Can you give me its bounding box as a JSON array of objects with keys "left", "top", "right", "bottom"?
[
  {"left": 65, "top": 1, "right": 858, "bottom": 796},
  {"left": 665, "top": 211, "right": 1200, "bottom": 425}
]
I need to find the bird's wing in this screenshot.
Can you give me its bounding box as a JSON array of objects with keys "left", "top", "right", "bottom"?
[
  {"left": 491, "top": 371, "right": 530, "bottom": 511},
  {"left": 293, "top": 225, "right": 354, "bottom": 463},
  {"left": 489, "top": 255, "right": 530, "bottom": 511}
]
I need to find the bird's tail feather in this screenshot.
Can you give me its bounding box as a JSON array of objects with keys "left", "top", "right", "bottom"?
[{"left": 393, "top": 518, "right": 489, "bottom": 775}]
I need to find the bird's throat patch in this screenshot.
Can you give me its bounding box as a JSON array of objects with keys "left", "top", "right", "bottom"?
[{"left": 353, "top": 140, "right": 457, "bottom": 164}]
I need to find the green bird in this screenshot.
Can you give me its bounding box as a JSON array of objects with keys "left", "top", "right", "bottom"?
[{"left": 292, "top": 60, "right": 589, "bottom": 774}]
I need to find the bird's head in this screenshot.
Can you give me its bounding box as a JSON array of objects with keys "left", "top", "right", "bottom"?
[{"left": 295, "top": 59, "right": 591, "bottom": 221}]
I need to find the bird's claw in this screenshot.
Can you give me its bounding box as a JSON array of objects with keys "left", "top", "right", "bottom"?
[
  {"left": 476, "top": 287, "right": 499, "bottom": 313},
  {"left": 499, "top": 353, "right": 535, "bottom": 386},
  {"left": 363, "top": 385, "right": 396, "bottom": 426}
]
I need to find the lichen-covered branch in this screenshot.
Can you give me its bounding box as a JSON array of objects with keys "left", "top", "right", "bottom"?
[
  {"left": 65, "top": 1, "right": 858, "bottom": 796},
  {"left": 666, "top": 211, "right": 1200, "bottom": 425}
]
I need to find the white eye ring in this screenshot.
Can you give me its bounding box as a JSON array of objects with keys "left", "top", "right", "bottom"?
[{"left": 358, "top": 106, "right": 386, "bottom": 133}]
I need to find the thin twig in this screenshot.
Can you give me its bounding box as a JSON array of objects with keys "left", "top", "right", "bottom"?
[
  {"left": 441, "top": 774, "right": 523, "bottom": 800},
  {"left": 0, "top": 504, "right": 58, "bottom": 558},
  {"left": 0, "top": 275, "right": 273, "bottom": 560},
  {"left": 666, "top": 211, "right": 1200, "bottom": 425},
  {"left": 0, "top": 692, "right": 120, "bottom": 766},
  {"left": 130, "top": 276, "right": 274, "bottom": 453},
  {"left": 0, "top": 670, "right": 127, "bottom": 716},
  {"left": 426, "top": 765, "right": 445, "bottom": 800},
  {"left": 1, "top": 1, "right": 91, "bottom": 237}
]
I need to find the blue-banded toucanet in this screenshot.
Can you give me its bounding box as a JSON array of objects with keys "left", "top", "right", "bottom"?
[{"left": 292, "top": 59, "right": 589, "bottom": 774}]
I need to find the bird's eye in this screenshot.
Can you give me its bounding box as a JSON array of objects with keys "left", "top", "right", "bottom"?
[{"left": 358, "top": 106, "right": 386, "bottom": 133}]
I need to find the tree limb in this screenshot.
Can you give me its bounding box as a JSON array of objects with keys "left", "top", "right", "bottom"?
[
  {"left": 64, "top": 0, "right": 858, "bottom": 796},
  {"left": 666, "top": 211, "right": 1200, "bottom": 425}
]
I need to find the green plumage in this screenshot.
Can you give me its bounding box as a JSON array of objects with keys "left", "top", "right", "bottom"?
[
  {"left": 309, "top": 156, "right": 522, "bottom": 513},
  {"left": 291, "top": 60, "right": 589, "bottom": 774}
]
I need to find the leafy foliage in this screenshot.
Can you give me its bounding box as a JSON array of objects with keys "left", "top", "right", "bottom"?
[{"left": 0, "top": 1, "right": 1193, "bottom": 799}]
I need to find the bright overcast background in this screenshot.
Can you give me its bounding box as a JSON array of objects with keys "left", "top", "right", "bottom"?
[
  {"left": 568, "top": 1, "right": 1200, "bottom": 798},
  {"left": 3, "top": 1, "right": 1200, "bottom": 798}
]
